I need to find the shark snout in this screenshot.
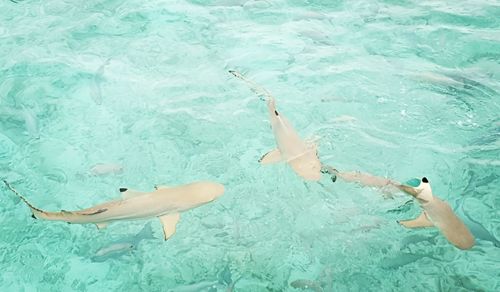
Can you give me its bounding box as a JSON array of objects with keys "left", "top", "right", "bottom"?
[
  {"left": 209, "top": 182, "right": 225, "bottom": 200},
  {"left": 192, "top": 181, "right": 225, "bottom": 202}
]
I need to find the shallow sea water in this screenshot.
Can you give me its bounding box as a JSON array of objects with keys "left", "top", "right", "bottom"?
[{"left": 1, "top": 0, "right": 499, "bottom": 291}]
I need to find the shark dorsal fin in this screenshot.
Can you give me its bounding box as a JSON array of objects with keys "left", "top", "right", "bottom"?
[
  {"left": 61, "top": 209, "right": 73, "bottom": 215},
  {"left": 154, "top": 185, "right": 171, "bottom": 190},
  {"left": 119, "top": 188, "right": 146, "bottom": 199}
]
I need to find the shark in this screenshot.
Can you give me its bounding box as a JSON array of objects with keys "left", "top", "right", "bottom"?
[
  {"left": 3, "top": 180, "right": 224, "bottom": 240},
  {"left": 229, "top": 70, "right": 322, "bottom": 181},
  {"left": 317, "top": 169, "right": 476, "bottom": 250},
  {"left": 398, "top": 177, "right": 475, "bottom": 250}
]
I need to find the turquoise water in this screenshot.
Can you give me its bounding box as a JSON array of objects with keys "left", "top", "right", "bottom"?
[{"left": 1, "top": 0, "right": 499, "bottom": 291}]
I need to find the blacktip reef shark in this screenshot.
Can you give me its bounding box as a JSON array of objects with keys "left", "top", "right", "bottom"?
[
  {"left": 229, "top": 70, "right": 322, "bottom": 181},
  {"left": 3, "top": 180, "right": 224, "bottom": 240},
  {"left": 398, "top": 177, "right": 475, "bottom": 250},
  {"left": 319, "top": 169, "right": 475, "bottom": 249}
]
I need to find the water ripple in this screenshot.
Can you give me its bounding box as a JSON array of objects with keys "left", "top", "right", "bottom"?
[{"left": 0, "top": 0, "right": 499, "bottom": 291}]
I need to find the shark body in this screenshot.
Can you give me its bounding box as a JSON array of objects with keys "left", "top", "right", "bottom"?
[{"left": 3, "top": 180, "right": 224, "bottom": 240}]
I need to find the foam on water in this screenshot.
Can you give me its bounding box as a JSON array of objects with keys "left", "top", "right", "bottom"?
[{"left": 1, "top": 0, "right": 499, "bottom": 291}]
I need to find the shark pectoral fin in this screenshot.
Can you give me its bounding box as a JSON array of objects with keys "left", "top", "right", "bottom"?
[
  {"left": 119, "top": 188, "right": 145, "bottom": 199},
  {"left": 159, "top": 213, "right": 180, "bottom": 240},
  {"left": 399, "top": 212, "right": 434, "bottom": 229},
  {"left": 96, "top": 222, "right": 109, "bottom": 229},
  {"left": 259, "top": 149, "right": 282, "bottom": 164}
]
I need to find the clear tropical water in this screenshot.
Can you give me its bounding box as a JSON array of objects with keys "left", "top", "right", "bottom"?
[{"left": 1, "top": 0, "right": 499, "bottom": 291}]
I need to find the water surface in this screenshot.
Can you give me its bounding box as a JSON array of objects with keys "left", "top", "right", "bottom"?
[{"left": 0, "top": 0, "right": 499, "bottom": 291}]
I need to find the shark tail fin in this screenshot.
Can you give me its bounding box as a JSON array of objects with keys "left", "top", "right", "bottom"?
[
  {"left": 228, "top": 70, "right": 274, "bottom": 102},
  {"left": 3, "top": 180, "right": 47, "bottom": 219}
]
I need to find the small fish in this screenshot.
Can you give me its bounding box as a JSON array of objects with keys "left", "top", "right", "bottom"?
[
  {"left": 352, "top": 221, "right": 383, "bottom": 233},
  {"left": 89, "top": 163, "right": 124, "bottom": 176},
  {"left": 167, "top": 269, "right": 239, "bottom": 292},
  {"left": 168, "top": 281, "right": 220, "bottom": 292},
  {"left": 90, "top": 58, "right": 110, "bottom": 105},
  {"left": 226, "top": 276, "right": 241, "bottom": 292},
  {"left": 290, "top": 279, "right": 324, "bottom": 292},
  {"left": 400, "top": 234, "right": 438, "bottom": 248},
  {"left": 331, "top": 115, "right": 357, "bottom": 123},
  {"left": 218, "top": 265, "right": 232, "bottom": 286},
  {"left": 387, "top": 199, "right": 414, "bottom": 214},
  {"left": 92, "top": 222, "right": 155, "bottom": 262},
  {"left": 20, "top": 106, "right": 39, "bottom": 139},
  {"left": 94, "top": 242, "right": 134, "bottom": 258},
  {"left": 410, "top": 72, "right": 462, "bottom": 87},
  {"left": 456, "top": 199, "right": 500, "bottom": 247},
  {"left": 381, "top": 252, "right": 438, "bottom": 270}
]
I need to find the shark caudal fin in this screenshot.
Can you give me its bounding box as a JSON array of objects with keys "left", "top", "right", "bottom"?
[
  {"left": 228, "top": 70, "right": 274, "bottom": 102},
  {"left": 2, "top": 180, "right": 47, "bottom": 219}
]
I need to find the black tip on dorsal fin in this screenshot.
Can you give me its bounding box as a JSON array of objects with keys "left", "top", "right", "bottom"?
[
  {"left": 274, "top": 110, "right": 279, "bottom": 116},
  {"left": 31, "top": 214, "right": 37, "bottom": 219},
  {"left": 422, "top": 177, "right": 429, "bottom": 183},
  {"left": 119, "top": 188, "right": 128, "bottom": 193}
]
